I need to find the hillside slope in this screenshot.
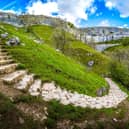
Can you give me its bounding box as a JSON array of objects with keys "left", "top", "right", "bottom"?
[
  {"left": 28, "top": 25, "right": 111, "bottom": 75},
  {"left": 0, "top": 23, "right": 108, "bottom": 96}
]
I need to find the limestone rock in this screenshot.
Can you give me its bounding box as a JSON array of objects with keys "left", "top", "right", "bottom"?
[
  {"left": 87, "top": 60, "right": 94, "bottom": 67},
  {"left": 6, "top": 37, "right": 20, "bottom": 46},
  {"left": 96, "top": 88, "right": 103, "bottom": 97},
  {"left": 1, "top": 32, "right": 8, "bottom": 39}
]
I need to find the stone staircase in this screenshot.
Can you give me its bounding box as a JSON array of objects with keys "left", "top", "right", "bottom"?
[
  {"left": 0, "top": 42, "right": 128, "bottom": 109},
  {"left": 0, "top": 42, "right": 42, "bottom": 96}
]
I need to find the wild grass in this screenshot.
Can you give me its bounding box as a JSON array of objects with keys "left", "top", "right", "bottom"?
[{"left": 0, "top": 23, "right": 108, "bottom": 96}]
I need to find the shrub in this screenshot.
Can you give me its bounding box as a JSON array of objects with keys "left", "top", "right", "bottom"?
[
  {"left": 45, "top": 118, "right": 56, "bottom": 128},
  {"left": 14, "top": 95, "right": 43, "bottom": 104},
  {"left": 110, "top": 61, "right": 129, "bottom": 87},
  {"left": 0, "top": 93, "right": 14, "bottom": 113},
  {"left": 121, "top": 38, "right": 129, "bottom": 46}
]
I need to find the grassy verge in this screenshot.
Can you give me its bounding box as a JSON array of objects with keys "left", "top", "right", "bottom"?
[
  {"left": 12, "top": 95, "right": 128, "bottom": 129},
  {"left": 46, "top": 100, "right": 127, "bottom": 128}
]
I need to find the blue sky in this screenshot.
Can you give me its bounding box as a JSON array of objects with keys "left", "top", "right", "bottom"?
[{"left": 0, "top": 0, "right": 129, "bottom": 28}]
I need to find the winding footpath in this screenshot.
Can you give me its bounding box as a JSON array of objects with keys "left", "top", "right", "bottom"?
[
  {"left": 0, "top": 42, "right": 128, "bottom": 109},
  {"left": 41, "top": 78, "right": 128, "bottom": 109}
]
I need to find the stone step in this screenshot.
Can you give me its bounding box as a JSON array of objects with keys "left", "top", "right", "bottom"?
[
  {"left": 0, "top": 44, "right": 6, "bottom": 47},
  {"left": 0, "top": 59, "right": 14, "bottom": 65},
  {"left": 0, "top": 43, "right": 5, "bottom": 45},
  {"left": 0, "top": 55, "right": 12, "bottom": 60},
  {"left": 29, "top": 79, "right": 42, "bottom": 96},
  {"left": 15, "top": 74, "right": 34, "bottom": 91},
  {"left": 0, "top": 49, "right": 7, "bottom": 52},
  {"left": 0, "top": 63, "right": 18, "bottom": 74},
  {"left": 2, "top": 70, "right": 27, "bottom": 84},
  {"left": 0, "top": 52, "right": 9, "bottom": 56}
]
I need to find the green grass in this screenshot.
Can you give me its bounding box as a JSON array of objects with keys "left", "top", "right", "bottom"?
[
  {"left": 64, "top": 41, "right": 111, "bottom": 75},
  {"left": 0, "top": 23, "right": 108, "bottom": 96},
  {"left": 28, "top": 25, "right": 111, "bottom": 76},
  {"left": 29, "top": 24, "right": 75, "bottom": 47},
  {"left": 28, "top": 25, "right": 54, "bottom": 45}
]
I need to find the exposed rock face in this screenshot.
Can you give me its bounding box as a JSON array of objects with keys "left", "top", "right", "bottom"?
[
  {"left": 0, "top": 12, "right": 63, "bottom": 27},
  {"left": 0, "top": 11, "right": 129, "bottom": 44}
]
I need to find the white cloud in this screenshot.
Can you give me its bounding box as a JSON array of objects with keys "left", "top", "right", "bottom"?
[
  {"left": 118, "top": 24, "right": 129, "bottom": 28},
  {"left": 105, "top": 0, "right": 129, "bottom": 18},
  {"left": 26, "top": 0, "right": 96, "bottom": 26},
  {"left": 98, "top": 20, "right": 110, "bottom": 26},
  {"left": 105, "top": 1, "right": 114, "bottom": 9},
  {"left": 123, "top": 24, "right": 128, "bottom": 28},
  {"left": 123, "top": 24, "right": 127, "bottom": 27},
  {"left": 26, "top": 0, "right": 58, "bottom": 16},
  {"left": 58, "top": 0, "right": 96, "bottom": 26}
]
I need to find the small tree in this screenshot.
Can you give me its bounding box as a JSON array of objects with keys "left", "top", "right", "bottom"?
[{"left": 52, "top": 19, "right": 68, "bottom": 53}]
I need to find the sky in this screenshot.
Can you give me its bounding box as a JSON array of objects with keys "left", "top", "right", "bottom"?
[{"left": 0, "top": 0, "right": 129, "bottom": 28}]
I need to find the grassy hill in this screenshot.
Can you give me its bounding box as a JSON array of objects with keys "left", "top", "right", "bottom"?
[
  {"left": 27, "top": 25, "right": 111, "bottom": 76},
  {"left": 1, "top": 22, "right": 129, "bottom": 129},
  {"left": 64, "top": 41, "right": 111, "bottom": 75},
  {"left": 0, "top": 23, "right": 109, "bottom": 96}
]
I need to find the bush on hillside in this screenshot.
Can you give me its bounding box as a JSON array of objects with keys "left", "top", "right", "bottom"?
[
  {"left": 122, "top": 39, "right": 129, "bottom": 46},
  {"left": 110, "top": 61, "right": 129, "bottom": 87}
]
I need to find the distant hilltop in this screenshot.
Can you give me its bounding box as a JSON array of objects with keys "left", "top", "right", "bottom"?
[
  {"left": 0, "top": 11, "right": 64, "bottom": 27},
  {"left": 0, "top": 11, "right": 129, "bottom": 43}
]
